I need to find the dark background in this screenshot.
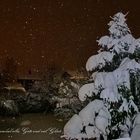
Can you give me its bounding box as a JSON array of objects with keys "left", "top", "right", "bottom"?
[{"left": 0, "top": 0, "right": 140, "bottom": 75}]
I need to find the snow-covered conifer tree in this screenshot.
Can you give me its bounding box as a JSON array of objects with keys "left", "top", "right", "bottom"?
[{"left": 62, "top": 12, "right": 140, "bottom": 140}]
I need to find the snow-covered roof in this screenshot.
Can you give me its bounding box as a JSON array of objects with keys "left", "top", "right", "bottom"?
[{"left": 18, "top": 75, "right": 41, "bottom": 80}]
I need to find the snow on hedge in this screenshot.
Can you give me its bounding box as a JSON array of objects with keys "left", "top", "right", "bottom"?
[
  {"left": 79, "top": 100, "right": 104, "bottom": 126},
  {"left": 63, "top": 114, "right": 83, "bottom": 138},
  {"left": 63, "top": 100, "right": 110, "bottom": 140}
]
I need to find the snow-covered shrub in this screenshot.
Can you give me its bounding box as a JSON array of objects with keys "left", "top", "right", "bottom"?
[
  {"left": 63, "top": 12, "right": 140, "bottom": 140},
  {"left": 54, "top": 79, "right": 82, "bottom": 120}
]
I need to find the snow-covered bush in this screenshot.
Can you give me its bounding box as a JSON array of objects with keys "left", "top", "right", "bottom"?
[
  {"left": 63, "top": 12, "right": 140, "bottom": 140},
  {"left": 54, "top": 79, "right": 82, "bottom": 120}
]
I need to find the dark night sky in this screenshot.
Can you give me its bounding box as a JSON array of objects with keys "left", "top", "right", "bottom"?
[{"left": 0, "top": 0, "right": 140, "bottom": 75}]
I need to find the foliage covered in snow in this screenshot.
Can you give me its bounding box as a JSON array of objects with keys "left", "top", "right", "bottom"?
[
  {"left": 54, "top": 78, "right": 82, "bottom": 120},
  {"left": 86, "top": 51, "right": 114, "bottom": 71},
  {"left": 63, "top": 12, "right": 140, "bottom": 140}
]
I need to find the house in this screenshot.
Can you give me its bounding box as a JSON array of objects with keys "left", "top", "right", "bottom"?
[{"left": 17, "top": 75, "right": 42, "bottom": 90}]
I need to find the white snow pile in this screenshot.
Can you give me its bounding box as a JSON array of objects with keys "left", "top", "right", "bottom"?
[
  {"left": 63, "top": 114, "right": 83, "bottom": 138},
  {"left": 78, "top": 83, "right": 96, "bottom": 101},
  {"left": 62, "top": 99, "right": 110, "bottom": 140},
  {"left": 86, "top": 51, "right": 114, "bottom": 71}
]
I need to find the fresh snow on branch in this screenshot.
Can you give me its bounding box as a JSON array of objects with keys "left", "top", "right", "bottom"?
[{"left": 86, "top": 51, "right": 114, "bottom": 71}]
